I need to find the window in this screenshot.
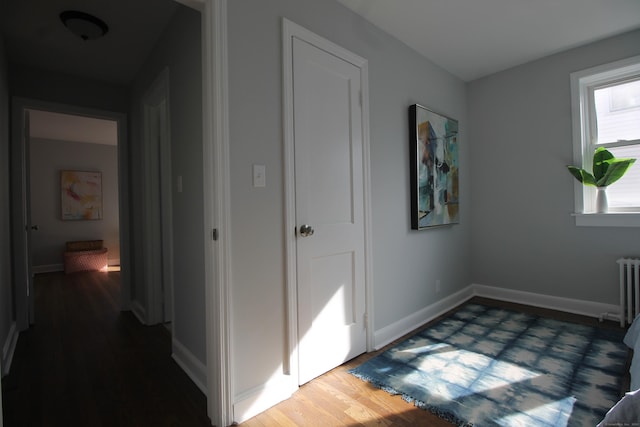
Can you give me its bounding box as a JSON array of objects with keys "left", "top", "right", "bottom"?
[{"left": 570, "top": 55, "right": 640, "bottom": 227}]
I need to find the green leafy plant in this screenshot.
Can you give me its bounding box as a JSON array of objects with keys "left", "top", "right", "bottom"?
[{"left": 567, "top": 147, "right": 636, "bottom": 187}]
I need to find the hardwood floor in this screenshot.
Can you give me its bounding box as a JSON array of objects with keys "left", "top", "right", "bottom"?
[
  {"left": 239, "top": 297, "right": 627, "bottom": 427},
  {"left": 2, "top": 275, "right": 627, "bottom": 427},
  {"left": 1, "top": 271, "right": 210, "bottom": 427},
  {"left": 238, "top": 354, "right": 455, "bottom": 427}
]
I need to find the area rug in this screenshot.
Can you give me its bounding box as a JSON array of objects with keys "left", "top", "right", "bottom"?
[{"left": 350, "top": 303, "right": 628, "bottom": 426}]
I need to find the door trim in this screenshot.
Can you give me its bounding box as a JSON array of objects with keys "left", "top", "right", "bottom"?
[
  {"left": 282, "top": 18, "right": 375, "bottom": 387},
  {"left": 161, "top": 0, "right": 231, "bottom": 423},
  {"left": 200, "top": 0, "right": 233, "bottom": 425}
]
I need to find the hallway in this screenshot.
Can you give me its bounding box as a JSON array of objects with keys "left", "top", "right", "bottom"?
[{"left": 1, "top": 271, "right": 210, "bottom": 426}]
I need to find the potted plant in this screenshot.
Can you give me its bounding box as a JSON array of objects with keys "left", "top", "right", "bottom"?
[{"left": 567, "top": 147, "right": 636, "bottom": 213}]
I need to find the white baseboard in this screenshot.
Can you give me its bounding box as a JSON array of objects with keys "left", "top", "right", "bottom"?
[
  {"left": 471, "top": 283, "right": 620, "bottom": 320},
  {"left": 2, "top": 322, "right": 18, "bottom": 376},
  {"left": 172, "top": 338, "right": 207, "bottom": 394},
  {"left": 373, "top": 286, "right": 475, "bottom": 350},
  {"left": 32, "top": 259, "right": 119, "bottom": 275},
  {"left": 32, "top": 264, "right": 63, "bottom": 274},
  {"left": 373, "top": 283, "right": 621, "bottom": 352},
  {"left": 233, "top": 374, "right": 297, "bottom": 424},
  {"left": 130, "top": 300, "right": 147, "bottom": 325}
]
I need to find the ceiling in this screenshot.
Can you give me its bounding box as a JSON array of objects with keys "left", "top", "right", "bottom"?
[
  {"left": 0, "top": 0, "right": 180, "bottom": 85},
  {"left": 2, "top": 1, "right": 639, "bottom": 86},
  {"left": 336, "top": 0, "right": 640, "bottom": 82}
]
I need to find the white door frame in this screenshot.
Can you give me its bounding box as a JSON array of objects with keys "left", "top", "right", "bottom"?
[
  {"left": 282, "top": 18, "right": 375, "bottom": 387},
  {"left": 199, "top": 0, "right": 232, "bottom": 425},
  {"left": 168, "top": 1, "right": 232, "bottom": 424},
  {"left": 141, "top": 67, "right": 174, "bottom": 326},
  {"left": 10, "top": 97, "right": 130, "bottom": 320}
]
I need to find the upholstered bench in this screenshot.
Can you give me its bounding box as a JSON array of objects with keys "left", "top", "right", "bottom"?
[{"left": 63, "top": 240, "right": 108, "bottom": 274}]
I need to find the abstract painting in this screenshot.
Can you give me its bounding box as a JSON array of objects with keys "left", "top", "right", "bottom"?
[
  {"left": 61, "top": 170, "right": 103, "bottom": 220},
  {"left": 409, "top": 104, "right": 459, "bottom": 229}
]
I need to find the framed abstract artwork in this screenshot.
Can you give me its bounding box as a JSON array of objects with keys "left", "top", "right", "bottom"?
[
  {"left": 61, "top": 170, "right": 103, "bottom": 220},
  {"left": 409, "top": 104, "right": 459, "bottom": 229}
]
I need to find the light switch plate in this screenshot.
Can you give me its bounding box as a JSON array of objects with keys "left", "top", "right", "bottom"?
[{"left": 253, "top": 164, "right": 266, "bottom": 187}]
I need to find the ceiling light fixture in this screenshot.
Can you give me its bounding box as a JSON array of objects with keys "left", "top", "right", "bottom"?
[{"left": 60, "top": 10, "right": 109, "bottom": 41}]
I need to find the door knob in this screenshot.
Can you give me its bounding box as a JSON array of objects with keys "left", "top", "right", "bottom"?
[{"left": 299, "top": 224, "right": 314, "bottom": 237}]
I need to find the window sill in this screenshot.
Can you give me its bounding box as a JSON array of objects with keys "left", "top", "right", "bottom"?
[{"left": 572, "top": 212, "right": 640, "bottom": 227}]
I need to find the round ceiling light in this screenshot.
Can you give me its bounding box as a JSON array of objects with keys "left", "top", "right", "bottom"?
[{"left": 60, "top": 10, "right": 109, "bottom": 41}]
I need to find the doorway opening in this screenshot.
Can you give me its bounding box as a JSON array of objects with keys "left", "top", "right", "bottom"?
[
  {"left": 10, "top": 99, "right": 130, "bottom": 331},
  {"left": 29, "top": 109, "right": 122, "bottom": 276}
]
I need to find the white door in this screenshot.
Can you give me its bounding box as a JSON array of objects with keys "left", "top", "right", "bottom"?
[{"left": 293, "top": 36, "right": 367, "bottom": 385}]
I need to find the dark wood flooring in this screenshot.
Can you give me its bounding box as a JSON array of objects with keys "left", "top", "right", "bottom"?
[{"left": 1, "top": 271, "right": 211, "bottom": 427}]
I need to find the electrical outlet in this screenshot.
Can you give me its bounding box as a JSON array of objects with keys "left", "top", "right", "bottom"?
[{"left": 436, "top": 279, "right": 441, "bottom": 294}]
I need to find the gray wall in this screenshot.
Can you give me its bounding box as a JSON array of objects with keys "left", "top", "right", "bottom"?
[
  {"left": 29, "top": 138, "right": 120, "bottom": 268},
  {"left": 130, "top": 6, "right": 205, "bottom": 363},
  {"left": 0, "top": 34, "right": 14, "bottom": 375},
  {"left": 468, "top": 29, "right": 640, "bottom": 304},
  {"left": 228, "top": 0, "right": 469, "bottom": 398}
]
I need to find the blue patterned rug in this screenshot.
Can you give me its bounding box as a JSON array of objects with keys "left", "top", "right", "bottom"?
[{"left": 350, "top": 303, "right": 628, "bottom": 426}]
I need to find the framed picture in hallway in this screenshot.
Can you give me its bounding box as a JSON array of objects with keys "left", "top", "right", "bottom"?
[
  {"left": 61, "top": 170, "right": 103, "bottom": 220},
  {"left": 409, "top": 104, "right": 459, "bottom": 230}
]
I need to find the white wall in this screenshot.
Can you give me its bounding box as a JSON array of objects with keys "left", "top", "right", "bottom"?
[
  {"left": 29, "top": 138, "right": 120, "bottom": 269},
  {"left": 0, "top": 34, "right": 15, "bottom": 375},
  {"left": 130, "top": 6, "right": 206, "bottom": 365},
  {"left": 468, "top": 29, "right": 640, "bottom": 304},
  {"left": 227, "top": 0, "right": 469, "bottom": 410}
]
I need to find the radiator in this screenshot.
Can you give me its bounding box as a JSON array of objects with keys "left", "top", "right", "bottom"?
[{"left": 618, "top": 258, "right": 640, "bottom": 327}]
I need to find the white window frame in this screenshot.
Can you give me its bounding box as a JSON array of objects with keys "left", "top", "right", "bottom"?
[{"left": 570, "top": 55, "right": 640, "bottom": 227}]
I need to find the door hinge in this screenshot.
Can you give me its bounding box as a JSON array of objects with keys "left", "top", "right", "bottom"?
[
  {"left": 363, "top": 312, "right": 368, "bottom": 325},
  {"left": 212, "top": 228, "right": 218, "bottom": 241},
  {"left": 359, "top": 91, "right": 363, "bottom": 107}
]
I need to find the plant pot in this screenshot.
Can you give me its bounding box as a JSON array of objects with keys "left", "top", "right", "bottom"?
[{"left": 596, "top": 187, "right": 608, "bottom": 213}]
